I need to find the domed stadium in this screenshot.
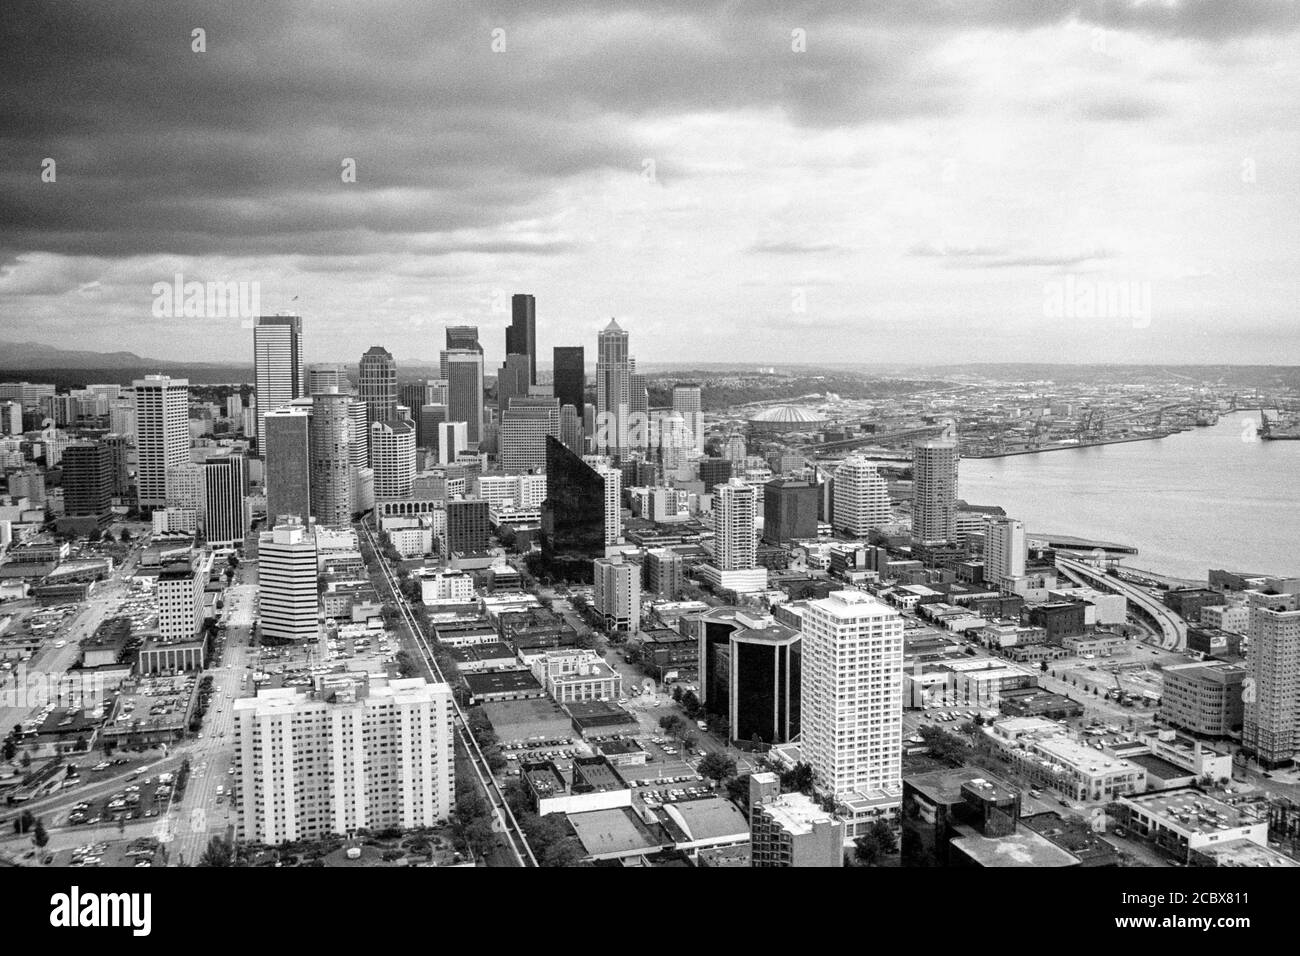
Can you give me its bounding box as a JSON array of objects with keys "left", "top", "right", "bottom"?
[{"left": 746, "top": 404, "right": 828, "bottom": 435}]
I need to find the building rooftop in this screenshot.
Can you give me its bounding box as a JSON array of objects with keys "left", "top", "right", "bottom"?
[
  {"left": 1120, "top": 788, "right": 1264, "bottom": 837},
  {"left": 462, "top": 669, "right": 543, "bottom": 696},
  {"left": 949, "top": 823, "right": 1080, "bottom": 867},
  {"left": 568, "top": 807, "right": 665, "bottom": 858},
  {"left": 1192, "top": 838, "right": 1299, "bottom": 868},
  {"left": 662, "top": 796, "right": 750, "bottom": 843},
  {"left": 905, "top": 766, "right": 1019, "bottom": 807},
  {"left": 758, "top": 791, "right": 835, "bottom": 836}
]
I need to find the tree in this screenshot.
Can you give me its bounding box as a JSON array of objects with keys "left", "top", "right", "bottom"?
[
  {"left": 658, "top": 714, "right": 686, "bottom": 739},
  {"left": 199, "top": 835, "right": 235, "bottom": 867},
  {"left": 1, "top": 738, "right": 14, "bottom": 762},
  {"left": 854, "top": 832, "right": 883, "bottom": 866},
  {"left": 1040, "top": 661, "right": 1048, "bottom": 672},
  {"left": 33, "top": 817, "right": 48, "bottom": 849},
  {"left": 119, "top": 529, "right": 132, "bottom": 543},
  {"left": 867, "top": 819, "right": 897, "bottom": 855},
  {"left": 698, "top": 752, "right": 737, "bottom": 787},
  {"left": 779, "top": 761, "right": 814, "bottom": 794}
]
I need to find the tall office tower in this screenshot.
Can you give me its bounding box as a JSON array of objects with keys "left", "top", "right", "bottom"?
[
  {"left": 166, "top": 461, "right": 204, "bottom": 517},
  {"left": 59, "top": 442, "right": 114, "bottom": 531},
  {"left": 358, "top": 346, "right": 398, "bottom": 435},
  {"left": 698, "top": 457, "right": 732, "bottom": 494},
  {"left": 203, "top": 454, "right": 249, "bottom": 546},
  {"left": 309, "top": 389, "right": 354, "bottom": 527},
  {"left": 749, "top": 773, "right": 844, "bottom": 867},
  {"left": 264, "top": 402, "right": 313, "bottom": 526},
  {"left": 671, "top": 383, "right": 703, "bottom": 455},
  {"left": 722, "top": 433, "right": 747, "bottom": 463},
  {"left": 553, "top": 346, "right": 585, "bottom": 416},
  {"left": 984, "top": 516, "right": 1027, "bottom": 584},
  {"left": 444, "top": 349, "right": 485, "bottom": 444},
  {"left": 104, "top": 434, "right": 133, "bottom": 497},
  {"left": 133, "top": 375, "right": 190, "bottom": 513},
  {"left": 307, "top": 362, "right": 350, "bottom": 395},
  {"left": 443, "top": 498, "right": 489, "bottom": 554},
  {"left": 593, "top": 555, "right": 641, "bottom": 632},
  {"left": 645, "top": 547, "right": 683, "bottom": 600},
  {"left": 257, "top": 519, "right": 320, "bottom": 643},
  {"left": 233, "top": 676, "right": 454, "bottom": 844},
  {"left": 541, "top": 436, "right": 621, "bottom": 558},
  {"left": 445, "top": 325, "right": 481, "bottom": 353},
  {"left": 0, "top": 400, "right": 22, "bottom": 436},
  {"left": 595, "top": 318, "right": 631, "bottom": 458},
  {"left": 507, "top": 293, "right": 537, "bottom": 385},
  {"left": 728, "top": 619, "right": 801, "bottom": 747},
  {"left": 497, "top": 353, "right": 532, "bottom": 417},
  {"left": 253, "top": 314, "right": 305, "bottom": 453},
  {"left": 369, "top": 420, "right": 416, "bottom": 500},
  {"left": 582, "top": 403, "right": 596, "bottom": 451},
  {"left": 417, "top": 403, "right": 447, "bottom": 450},
  {"left": 435, "top": 421, "right": 469, "bottom": 466},
  {"left": 832, "top": 456, "right": 891, "bottom": 537},
  {"left": 763, "top": 476, "right": 818, "bottom": 544},
  {"left": 559, "top": 404, "right": 583, "bottom": 454},
  {"left": 224, "top": 393, "right": 243, "bottom": 422},
  {"left": 801, "top": 590, "right": 904, "bottom": 835},
  {"left": 912, "top": 439, "right": 959, "bottom": 545},
  {"left": 1242, "top": 591, "right": 1300, "bottom": 767},
  {"left": 157, "top": 555, "right": 209, "bottom": 641},
  {"left": 500, "top": 396, "right": 560, "bottom": 474},
  {"left": 712, "top": 478, "right": 758, "bottom": 571},
  {"left": 628, "top": 371, "right": 649, "bottom": 449}
]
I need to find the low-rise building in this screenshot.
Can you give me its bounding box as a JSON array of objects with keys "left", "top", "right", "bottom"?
[{"left": 1116, "top": 788, "right": 1269, "bottom": 863}]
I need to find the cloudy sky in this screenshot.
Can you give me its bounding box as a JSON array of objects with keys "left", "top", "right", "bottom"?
[{"left": 2, "top": 0, "right": 1298, "bottom": 368}]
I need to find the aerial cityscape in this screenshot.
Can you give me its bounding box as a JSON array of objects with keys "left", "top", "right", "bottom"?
[{"left": 0, "top": 0, "right": 1295, "bottom": 932}]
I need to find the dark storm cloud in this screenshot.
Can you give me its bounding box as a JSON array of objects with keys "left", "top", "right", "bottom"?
[{"left": 0, "top": 0, "right": 1295, "bottom": 262}]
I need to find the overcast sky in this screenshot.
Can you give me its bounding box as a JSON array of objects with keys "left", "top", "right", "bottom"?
[{"left": 2, "top": 1, "right": 1298, "bottom": 368}]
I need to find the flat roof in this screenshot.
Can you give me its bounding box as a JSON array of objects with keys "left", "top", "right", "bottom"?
[
  {"left": 568, "top": 807, "right": 665, "bottom": 857},
  {"left": 1128, "top": 753, "right": 1194, "bottom": 781},
  {"left": 1193, "top": 838, "right": 1299, "bottom": 868},
  {"left": 462, "top": 669, "right": 542, "bottom": 695},
  {"left": 1121, "top": 788, "right": 1264, "bottom": 836},
  {"left": 949, "top": 823, "right": 1080, "bottom": 867},
  {"left": 759, "top": 792, "right": 835, "bottom": 835},
  {"left": 905, "top": 766, "right": 1018, "bottom": 807}
]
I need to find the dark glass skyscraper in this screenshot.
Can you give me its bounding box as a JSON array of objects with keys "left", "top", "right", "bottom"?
[
  {"left": 698, "top": 457, "right": 732, "bottom": 494},
  {"left": 507, "top": 293, "right": 537, "bottom": 385},
  {"left": 60, "top": 442, "right": 114, "bottom": 529},
  {"left": 541, "top": 435, "right": 607, "bottom": 559},
  {"left": 763, "top": 477, "right": 819, "bottom": 544},
  {"left": 358, "top": 346, "right": 397, "bottom": 428},
  {"left": 553, "top": 346, "right": 585, "bottom": 413}
]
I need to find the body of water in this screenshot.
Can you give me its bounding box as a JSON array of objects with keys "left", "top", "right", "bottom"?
[{"left": 958, "top": 416, "right": 1300, "bottom": 582}]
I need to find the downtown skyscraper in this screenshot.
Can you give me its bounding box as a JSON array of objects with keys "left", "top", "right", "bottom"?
[
  {"left": 133, "top": 374, "right": 190, "bottom": 513},
  {"left": 254, "top": 314, "right": 305, "bottom": 453},
  {"left": 507, "top": 293, "right": 537, "bottom": 385},
  {"left": 912, "top": 438, "right": 959, "bottom": 545},
  {"left": 358, "top": 346, "right": 398, "bottom": 433},
  {"left": 595, "top": 318, "right": 631, "bottom": 458},
  {"left": 309, "top": 388, "right": 354, "bottom": 527},
  {"left": 264, "top": 402, "right": 313, "bottom": 526}
]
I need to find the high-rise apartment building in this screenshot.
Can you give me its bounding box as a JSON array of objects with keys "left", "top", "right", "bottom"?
[
  {"left": 832, "top": 456, "right": 891, "bottom": 537},
  {"left": 264, "top": 402, "right": 313, "bottom": 526},
  {"left": 1242, "top": 591, "right": 1300, "bottom": 767},
  {"left": 258, "top": 519, "right": 319, "bottom": 643},
  {"left": 369, "top": 420, "right": 416, "bottom": 500},
  {"left": 253, "top": 314, "right": 305, "bottom": 453},
  {"left": 671, "top": 383, "right": 703, "bottom": 457},
  {"left": 133, "top": 375, "right": 190, "bottom": 513},
  {"left": 801, "top": 589, "right": 904, "bottom": 837},
  {"left": 435, "top": 421, "right": 469, "bottom": 466},
  {"left": 594, "top": 554, "right": 641, "bottom": 633},
  {"left": 912, "top": 439, "right": 959, "bottom": 545},
  {"left": 713, "top": 478, "right": 757, "bottom": 571},
  {"left": 443, "top": 498, "right": 489, "bottom": 554},
  {"left": 309, "top": 389, "right": 354, "bottom": 527},
  {"left": 645, "top": 547, "right": 683, "bottom": 600},
  {"left": 985, "top": 516, "right": 1027, "bottom": 584},
  {"left": 233, "top": 676, "right": 454, "bottom": 844}
]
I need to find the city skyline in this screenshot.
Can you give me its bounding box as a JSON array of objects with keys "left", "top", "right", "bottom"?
[{"left": 3, "top": 3, "right": 1299, "bottom": 365}]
